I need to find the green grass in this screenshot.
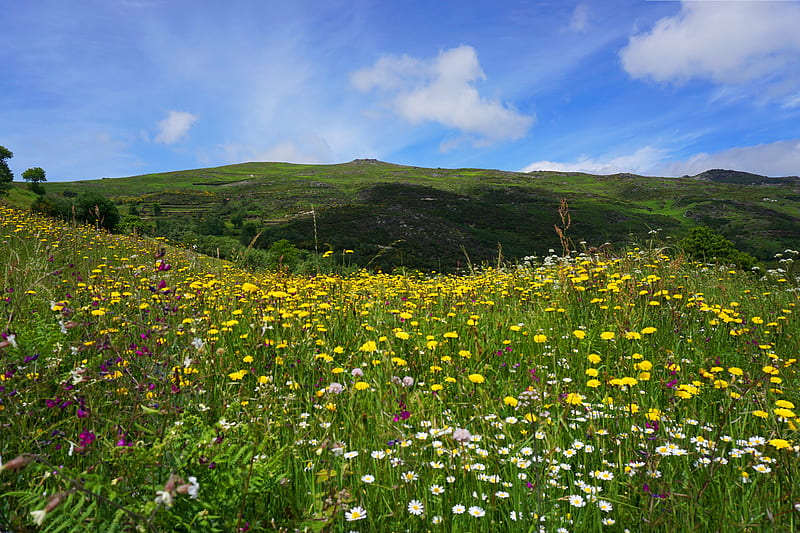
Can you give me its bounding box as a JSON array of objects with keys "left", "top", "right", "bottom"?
[
  {"left": 6, "top": 160, "right": 799, "bottom": 271},
  {"left": 1, "top": 204, "right": 799, "bottom": 532}
]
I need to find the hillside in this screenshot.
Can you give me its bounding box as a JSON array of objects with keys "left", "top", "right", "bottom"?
[{"left": 13, "top": 159, "right": 800, "bottom": 270}]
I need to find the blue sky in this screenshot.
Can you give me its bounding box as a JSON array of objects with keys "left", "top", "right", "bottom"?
[{"left": 2, "top": 0, "right": 800, "bottom": 181}]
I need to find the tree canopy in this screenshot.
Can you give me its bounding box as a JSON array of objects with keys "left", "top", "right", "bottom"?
[
  {"left": 0, "top": 145, "right": 13, "bottom": 186},
  {"left": 22, "top": 166, "right": 46, "bottom": 183}
]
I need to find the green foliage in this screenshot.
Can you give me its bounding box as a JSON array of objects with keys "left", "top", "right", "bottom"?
[
  {"left": 678, "top": 225, "right": 759, "bottom": 270},
  {"left": 0, "top": 145, "right": 13, "bottom": 195},
  {"left": 21, "top": 166, "right": 46, "bottom": 183},
  {"left": 75, "top": 192, "right": 120, "bottom": 230},
  {"left": 17, "top": 159, "right": 800, "bottom": 270}
]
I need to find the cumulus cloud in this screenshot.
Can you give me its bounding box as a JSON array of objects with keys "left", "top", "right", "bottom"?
[
  {"left": 521, "top": 141, "right": 800, "bottom": 178},
  {"left": 351, "top": 45, "right": 533, "bottom": 143},
  {"left": 155, "top": 111, "right": 198, "bottom": 144},
  {"left": 620, "top": 1, "right": 800, "bottom": 85},
  {"left": 659, "top": 140, "right": 800, "bottom": 177},
  {"left": 520, "top": 146, "right": 666, "bottom": 175}
]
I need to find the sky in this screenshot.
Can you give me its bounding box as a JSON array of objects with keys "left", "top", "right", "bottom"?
[{"left": 2, "top": 0, "right": 800, "bottom": 182}]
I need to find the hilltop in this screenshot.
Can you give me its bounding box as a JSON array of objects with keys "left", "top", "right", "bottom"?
[{"left": 11, "top": 159, "right": 800, "bottom": 270}]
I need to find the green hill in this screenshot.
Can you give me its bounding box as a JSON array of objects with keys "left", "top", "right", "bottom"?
[{"left": 12, "top": 159, "right": 800, "bottom": 270}]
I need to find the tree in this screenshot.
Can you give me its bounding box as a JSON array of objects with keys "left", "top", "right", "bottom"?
[
  {"left": 21, "top": 166, "right": 46, "bottom": 183},
  {"left": 75, "top": 192, "right": 120, "bottom": 231},
  {"left": 678, "top": 226, "right": 758, "bottom": 270},
  {"left": 0, "top": 145, "right": 13, "bottom": 194},
  {"left": 22, "top": 167, "right": 46, "bottom": 195}
]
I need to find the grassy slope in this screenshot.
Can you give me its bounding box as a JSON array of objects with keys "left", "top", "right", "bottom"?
[{"left": 13, "top": 160, "right": 800, "bottom": 269}]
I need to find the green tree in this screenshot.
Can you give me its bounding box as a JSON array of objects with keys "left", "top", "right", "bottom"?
[
  {"left": 0, "top": 145, "right": 14, "bottom": 194},
  {"left": 76, "top": 192, "right": 120, "bottom": 231},
  {"left": 22, "top": 167, "right": 46, "bottom": 195},
  {"left": 21, "top": 166, "right": 46, "bottom": 183},
  {"left": 678, "top": 226, "right": 758, "bottom": 270}
]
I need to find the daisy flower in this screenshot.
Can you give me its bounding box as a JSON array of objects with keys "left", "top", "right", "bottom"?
[
  {"left": 568, "top": 494, "right": 586, "bottom": 508},
  {"left": 468, "top": 505, "right": 485, "bottom": 517},
  {"left": 408, "top": 500, "right": 424, "bottom": 516},
  {"left": 345, "top": 506, "right": 367, "bottom": 521},
  {"left": 430, "top": 484, "right": 445, "bottom": 495},
  {"left": 452, "top": 504, "right": 466, "bottom": 514}
]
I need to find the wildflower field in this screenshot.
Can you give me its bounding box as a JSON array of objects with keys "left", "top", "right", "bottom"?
[{"left": 1, "top": 203, "right": 799, "bottom": 532}]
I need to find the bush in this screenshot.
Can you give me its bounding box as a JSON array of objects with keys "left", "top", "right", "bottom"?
[{"left": 678, "top": 226, "right": 758, "bottom": 270}]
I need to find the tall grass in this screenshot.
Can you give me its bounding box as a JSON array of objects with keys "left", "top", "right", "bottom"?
[{"left": 1, "top": 204, "right": 798, "bottom": 532}]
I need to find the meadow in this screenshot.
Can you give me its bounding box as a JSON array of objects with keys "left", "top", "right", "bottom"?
[{"left": 1, "top": 203, "right": 799, "bottom": 532}]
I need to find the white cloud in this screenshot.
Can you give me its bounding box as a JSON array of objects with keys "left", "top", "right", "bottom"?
[
  {"left": 620, "top": 1, "right": 800, "bottom": 85},
  {"left": 520, "top": 146, "right": 666, "bottom": 175},
  {"left": 521, "top": 141, "right": 800, "bottom": 178},
  {"left": 219, "top": 133, "right": 333, "bottom": 165},
  {"left": 569, "top": 4, "right": 590, "bottom": 33},
  {"left": 154, "top": 110, "right": 197, "bottom": 144},
  {"left": 659, "top": 139, "right": 800, "bottom": 177},
  {"left": 352, "top": 45, "right": 534, "bottom": 143}
]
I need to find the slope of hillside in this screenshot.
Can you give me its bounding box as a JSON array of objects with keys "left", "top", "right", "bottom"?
[{"left": 13, "top": 159, "right": 800, "bottom": 270}]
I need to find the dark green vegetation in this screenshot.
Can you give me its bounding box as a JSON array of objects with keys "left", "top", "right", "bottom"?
[{"left": 8, "top": 159, "right": 800, "bottom": 270}]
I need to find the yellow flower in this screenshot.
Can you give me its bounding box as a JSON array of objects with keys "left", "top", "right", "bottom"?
[
  {"left": 646, "top": 408, "right": 662, "bottom": 421},
  {"left": 565, "top": 392, "right": 584, "bottom": 405},
  {"left": 585, "top": 368, "right": 599, "bottom": 377},
  {"left": 586, "top": 379, "right": 601, "bottom": 388},
  {"left": 443, "top": 331, "right": 458, "bottom": 338},
  {"left": 395, "top": 331, "right": 410, "bottom": 340},
  {"left": 752, "top": 410, "right": 769, "bottom": 419},
  {"left": 587, "top": 353, "right": 602, "bottom": 364},
  {"left": 431, "top": 384, "right": 444, "bottom": 391},
  {"left": 241, "top": 282, "right": 259, "bottom": 293},
  {"left": 360, "top": 341, "right": 378, "bottom": 352},
  {"left": 625, "top": 331, "right": 641, "bottom": 340},
  {"left": 533, "top": 334, "right": 547, "bottom": 343},
  {"left": 354, "top": 381, "right": 370, "bottom": 391},
  {"left": 640, "top": 327, "right": 657, "bottom": 335},
  {"left": 600, "top": 331, "right": 615, "bottom": 340},
  {"left": 228, "top": 369, "right": 247, "bottom": 381},
  {"left": 503, "top": 396, "right": 519, "bottom": 407},
  {"left": 775, "top": 399, "right": 795, "bottom": 409},
  {"left": 468, "top": 373, "right": 485, "bottom": 384},
  {"left": 572, "top": 330, "right": 586, "bottom": 339},
  {"left": 774, "top": 408, "right": 796, "bottom": 418},
  {"left": 768, "top": 438, "right": 791, "bottom": 449}
]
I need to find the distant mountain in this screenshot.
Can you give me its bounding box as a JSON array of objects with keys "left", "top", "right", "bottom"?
[
  {"left": 15, "top": 161, "right": 800, "bottom": 270},
  {"left": 690, "top": 169, "right": 800, "bottom": 185}
]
